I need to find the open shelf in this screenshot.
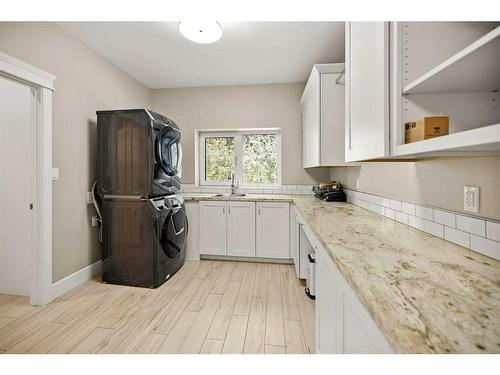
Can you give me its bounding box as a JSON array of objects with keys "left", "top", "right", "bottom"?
[
  {"left": 402, "top": 26, "right": 500, "bottom": 95},
  {"left": 394, "top": 122, "right": 500, "bottom": 156}
]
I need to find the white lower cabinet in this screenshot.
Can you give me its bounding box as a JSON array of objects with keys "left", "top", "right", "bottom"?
[
  {"left": 291, "top": 207, "right": 313, "bottom": 279},
  {"left": 316, "top": 244, "right": 393, "bottom": 354},
  {"left": 227, "top": 201, "right": 256, "bottom": 257},
  {"left": 316, "top": 243, "right": 338, "bottom": 353},
  {"left": 198, "top": 200, "right": 289, "bottom": 259},
  {"left": 184, "top": 201, "right": 200, "bottom": 260},
  {"left": 198, "top": 201, "right": 227, "bottom": 256},
  {"left": 256, "top": 202, "right": 290, "bottom": 259},
  {"left": 290, "top": 206, "right": 301, "bottom": 276}
]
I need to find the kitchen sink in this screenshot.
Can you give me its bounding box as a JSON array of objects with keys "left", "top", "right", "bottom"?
[{"left": 212, "top": 193, "right": 246, "bottom": 198}]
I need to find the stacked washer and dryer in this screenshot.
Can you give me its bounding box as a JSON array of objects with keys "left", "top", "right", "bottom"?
[{"left": 96, "top": 109, "right": 187, "bottom": 288}]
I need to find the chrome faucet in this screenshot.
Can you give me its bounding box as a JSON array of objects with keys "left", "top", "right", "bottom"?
[{"left": 230, "top": 171, "right": 239, "bottom": 195}]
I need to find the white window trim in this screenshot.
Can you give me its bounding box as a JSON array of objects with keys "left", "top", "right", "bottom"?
[{"left": 197, "top": 128, "right": 282, "bottom": 188}]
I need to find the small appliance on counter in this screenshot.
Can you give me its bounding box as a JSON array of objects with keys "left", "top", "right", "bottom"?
[{"left": 313, "top": 180, "right": 346, "bottom": 202}]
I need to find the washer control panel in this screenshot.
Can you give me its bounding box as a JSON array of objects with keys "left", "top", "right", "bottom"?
[{"left": 150, "top": 195, "right": 184, "bottom": 211}]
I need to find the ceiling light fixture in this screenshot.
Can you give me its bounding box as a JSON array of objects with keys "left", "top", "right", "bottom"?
[{"left": 178, "top": 21, "right": 223, "bottom": 44}]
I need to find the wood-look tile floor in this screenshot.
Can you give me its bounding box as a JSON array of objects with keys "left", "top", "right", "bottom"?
[{"left": 0, "top": 260, "right": 315, "bottom": 354}]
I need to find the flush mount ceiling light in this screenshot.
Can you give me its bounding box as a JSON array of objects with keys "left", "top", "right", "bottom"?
[{"left": 178, "top": 21, "right": 223, "bottom": 44}]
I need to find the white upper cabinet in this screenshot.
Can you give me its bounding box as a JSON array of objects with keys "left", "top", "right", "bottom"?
[
  {"left": 345, "top": 22, "right": 390, "bottom": 162},
  {"left": 227, "top": 201, "right": 256, "bottom": 257},
  {"left": 301, "top": 64, "right": 345, "bottom": 167},
  {"left": 198, "top": 201, "right": 227, "bottom": 256},
  {"left": 391, "top": 22, "right": 500, "bottom": 157},
  {"left": 256, "top": 202, "right": 290, "bottom": 259}
]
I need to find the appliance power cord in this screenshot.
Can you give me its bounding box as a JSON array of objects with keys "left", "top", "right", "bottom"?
[{"left": 91, "top": 181, "right": 103, "bottom": 243}]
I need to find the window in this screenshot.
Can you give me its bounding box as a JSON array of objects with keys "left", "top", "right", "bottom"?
[{"left": 199, "top": 129, "right": 281, "bottom": 187}]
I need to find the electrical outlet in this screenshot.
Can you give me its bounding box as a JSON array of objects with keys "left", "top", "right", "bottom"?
[
  {"left": 464, "top": 186, "right": 479, "bottom": 213},
  {"left": 86, "top": 192, "right": 94, "bottom": 204},
  {"left": 91, "top": 216, "right": 99, "bottom": 227}
]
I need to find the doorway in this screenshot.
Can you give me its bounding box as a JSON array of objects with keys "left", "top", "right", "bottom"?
[
  {"left": 0, "top": 75, "right": 36, "bottom": 296},
  {"left": 0, "top": 51, "right": 55, "bottom": 305}
]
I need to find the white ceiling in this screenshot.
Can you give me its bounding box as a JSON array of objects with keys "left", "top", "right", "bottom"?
[{"left": 58, "top": 22, "right": 345, "bottom": 89}]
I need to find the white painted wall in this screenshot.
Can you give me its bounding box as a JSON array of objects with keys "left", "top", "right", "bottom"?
[
  {"left": 151, "top": 83, "right": 331, "bottom": 185},
  {"left": 0, "top": 22, "right": 152, "bottom": 282}
]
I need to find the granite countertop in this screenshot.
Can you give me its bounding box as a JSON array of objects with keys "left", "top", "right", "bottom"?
[
  {"left": 292, "top": 196, "right": 500, "bottom": 354},
  {"left": 182, "top": 192, "right": 500, "bottom": 353}
]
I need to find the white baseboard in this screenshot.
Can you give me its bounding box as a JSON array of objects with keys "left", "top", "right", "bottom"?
[{"left": 50, "top": 260, "right": 102, "bottom": 301}]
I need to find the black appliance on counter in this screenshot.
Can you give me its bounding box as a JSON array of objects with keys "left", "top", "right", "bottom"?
[
  {"left": 96, "top": 109, "right": 187, "bottom": 288},
  {"left": 313, "top": 180, "right": 346, "bottom": 202}
]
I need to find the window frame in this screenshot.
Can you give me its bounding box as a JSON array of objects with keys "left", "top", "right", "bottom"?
[{"left": 199, "top": 128, "right": 282, "bottom": 188}]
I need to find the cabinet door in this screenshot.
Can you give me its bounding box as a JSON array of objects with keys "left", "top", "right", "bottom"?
[
  {"left": 198, "top": 201, "right": 227, "bottom": 256},
  {"left": 290, "top": 207, "right": 298, "bottom": 276},
  {"left": 316, "top": 245, "right": 338, "bottom": 354},
  {"left": 184, "top": 202, "right": 200, "bottom": 260},
  {"left": 298, "top": 225, "right": 312, "bottom": 279},
  {"left": 337, "top": 272, "right": 394, "bottom": 354},
  {"left": 227, "top": 201, "right": 256, "bottom": 257},
  {"left": 256, "top": 202, "right": 290, "bottom": 259},
  {"left": 346, "top": 22, "right": 390, "bottom": 162},
  {"left": 320, "top": 72, "right": 345, "bottom": 165},
  {"left": 302, "top": 69, "right": 320, "bottom": 168},
  {"left": 316, "top": 245, "right": 393, "bottom": 354},
  {"left": 302, "top": 103, "right": 311, "bottom": 168}
]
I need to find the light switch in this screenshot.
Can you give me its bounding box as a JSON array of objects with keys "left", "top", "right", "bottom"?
[{"left": 52, "top": 168, "right": 59, "bottom": 181}]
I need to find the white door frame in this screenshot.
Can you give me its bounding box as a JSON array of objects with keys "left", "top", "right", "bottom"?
[{"left": 0, "top": 51, "right": 55, "bottom": 306}]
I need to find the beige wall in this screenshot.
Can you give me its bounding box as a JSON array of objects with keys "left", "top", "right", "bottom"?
[
  {"left": 0, "top": 22, "right": 152, "bottom": 282},
  {"left": 331, "top": 156, "right": 500, "bottom": 221},
  {"left": 151, "top": 83, "right": 330, "bottom": 185}
]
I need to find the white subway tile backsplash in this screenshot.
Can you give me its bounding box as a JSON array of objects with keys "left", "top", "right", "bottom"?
[
  {"left": 358, "top": 192, "right": 370, "bottom": 202},
  {"left": 433, "top": 210, "right": 456, "bottom": 228},
  {"left": 384, "top": 207, "right": 396, "bottom": 220},
  {"left": 382, "top": 198, "right": 392, "bottom": 208},
  {"left": 486, "top": 221, "right": 500, "bottom": 242},
  {"left": 359, "top": 200, "right": 370, "bottom": 210},
  {"left": 456, "top": 215, "right": 486, "bottom": 237},
  {"left": 343, "top": 189, "right": 499, "bottom": 260},
  {"left": 408, "top": 215, "right": 424, "bottom": 231},
  {"left": 395, "top": 211, "right": 409, "bottom": 225},
  {"left": 370, "top": 203, "right": 385, "bottom": 215},
  {"left": 401, "top": 202, "right": 416, "bottom": 216},
  {"left": 470, "top": 235, "right": 500, "bottom": 260},
  {"left": 390, "top": 199, "right": 402, "bottom": 211},
  {"left": 424, "top": 220, "right": 444, "bottom": 238},
  {"left": 444, "top": 227, "right": 470, "bottom": 248},
  {"left": 182, "top": 183, "right": 320, "bottom": 196},
  {"left": 415, "top": 205, "right": 434, "bottom": 221}
]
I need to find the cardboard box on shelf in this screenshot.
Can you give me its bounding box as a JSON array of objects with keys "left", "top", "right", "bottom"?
[{"left": 405, "top": 116, "right": 449, "bottom": 144}]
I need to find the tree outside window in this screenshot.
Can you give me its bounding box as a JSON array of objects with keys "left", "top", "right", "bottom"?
[{"left": 200, "top": 130, "right": 280, "bottom": 187}]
